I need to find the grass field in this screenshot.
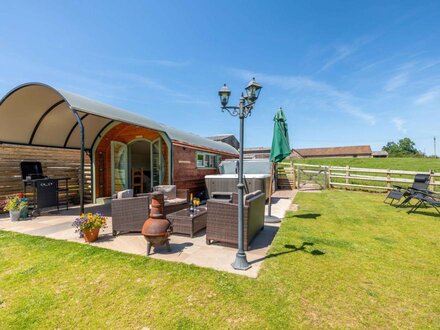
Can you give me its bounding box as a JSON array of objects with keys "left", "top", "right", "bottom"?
[
  {"left": 1, "top": 191, "right": 439, "bottom": 329},
  {"left": 291, "top": 157, "right": 440, "bottom": 172}
]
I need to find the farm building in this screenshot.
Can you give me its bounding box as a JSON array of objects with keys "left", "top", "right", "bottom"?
[
  {"left": 291, "top": 145, "right": 373, "bottom": 159},
  {"left": 244, "top": 145, "right": 374, "bottom": 160},
  {"left": 243, "top": 147, "right": 271, "bottom": 159},
  {"left": 372, "top": 150, "right": 389, "bottom": 158},
  {"left": 0, "top": 83, "right": 238, "bottom": 210},
  {"left": 206, "top": 134, "right": 240, "bottom": 150}
]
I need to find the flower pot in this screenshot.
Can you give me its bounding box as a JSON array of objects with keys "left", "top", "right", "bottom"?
[
  {"left": 20, "top": 198, "right": 28, "bottom": 218},
  {"left": 9, "top": 210, "right": 20, "bottom": 222},
  {"left": 20, "top": 206, "right": 28, "bottom": 219},
  {"left": 82, "top": 228, "right": 100, "bottom": 243}
]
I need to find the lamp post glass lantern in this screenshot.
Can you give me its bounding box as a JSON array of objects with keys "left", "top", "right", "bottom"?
[
  {"left": 219, "top": 84, "right": 231, "bottom": 107},
  {"left": 245, "top": 77, "right": 262, "bottom": 102},
  {"left": 218, "top": 78, "right": 262, "bottom": 270}
]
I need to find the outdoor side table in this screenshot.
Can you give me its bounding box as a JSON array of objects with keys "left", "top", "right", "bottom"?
[{"left": 166, "top": 207, "right": 207, "bottom": 237}]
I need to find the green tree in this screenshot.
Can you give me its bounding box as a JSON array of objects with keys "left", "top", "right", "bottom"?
[{"left": 382, "top": 138, "right": 423, "bottom": 157}]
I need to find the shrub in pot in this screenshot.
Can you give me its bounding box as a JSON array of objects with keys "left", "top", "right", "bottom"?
[
  {"left": 16, "top": 193, "right": 29, "bottom": 219},
  {"left": 3, "top": 195, "right": 28, "bottom": 221},
  {"left": 72, "top": 213, "right": 107, "bottom": 243}
]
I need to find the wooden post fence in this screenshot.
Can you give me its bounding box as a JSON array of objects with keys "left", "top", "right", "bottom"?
[{"left": 278, "top": 162, "right": 440, "bottom": 193}]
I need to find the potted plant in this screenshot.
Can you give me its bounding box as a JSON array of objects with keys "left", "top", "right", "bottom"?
[
  {"left": 17, "top": 193, "right": 29, "bottom": 219},
  {"left": 3, "top": 195, "right": 28, "bottom": 221},
  {"left": 72, "top": 213, "right": 107, "bottom": 243}
]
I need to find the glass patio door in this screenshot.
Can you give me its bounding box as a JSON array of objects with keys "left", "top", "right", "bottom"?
[
  {"left": 111, "top": 141, "right": 128, "bottom": 194},
  {"left": 151, "top": 139, "right": 162, "bottom": 186}
]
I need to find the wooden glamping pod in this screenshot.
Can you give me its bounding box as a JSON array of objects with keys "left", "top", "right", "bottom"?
[
  {"left": 93, "top": 122, "right": 238, "bottom": 198},
  {"left": 0, "top": 83, "right": 238, "bottom": 211}
]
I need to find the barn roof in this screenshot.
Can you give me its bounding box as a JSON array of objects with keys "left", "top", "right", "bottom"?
[
  {"left": 372, "top": 150, "right": 389, "bottom": 156},
  {"left": 294, "top": 145, "right": 372, "bottom": 157},
  {"left": 0, "top": 82, "right": 238, "bottom": 155},
  {"left": 243, "top": 147, "right": 271, "bottom": 152}
]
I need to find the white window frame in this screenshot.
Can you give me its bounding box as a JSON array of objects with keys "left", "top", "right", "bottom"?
[{"left": 196, "top": 152, "right": 220, "bottom": 169}]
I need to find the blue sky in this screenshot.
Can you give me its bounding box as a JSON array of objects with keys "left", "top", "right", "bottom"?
[{"left": 1, "top": 1, "right": 439, "bottom": 154}]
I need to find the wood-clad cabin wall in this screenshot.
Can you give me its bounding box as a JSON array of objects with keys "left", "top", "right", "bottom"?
[
  {"left": 94, "top": 123, "right": 169, "bottom": 198},
  {"left": 0, "top": 143, "right": 92, "bottom": 203},
  {"left": 172, "top": 143, "right": 238, "bottom": 196}
]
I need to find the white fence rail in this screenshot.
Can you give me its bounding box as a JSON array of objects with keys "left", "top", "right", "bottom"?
[{"left": 277, "top": 162, "right": 439, "bottom": 191}]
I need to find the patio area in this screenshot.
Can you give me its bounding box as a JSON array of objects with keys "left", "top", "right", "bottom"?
[{"left": 0, "top": 190, "right": 296, "bottom": 277}]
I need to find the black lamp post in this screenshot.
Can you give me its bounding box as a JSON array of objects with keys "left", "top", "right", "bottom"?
[{"left": 218, "top": 78, "right": 262, "bottom": 270}]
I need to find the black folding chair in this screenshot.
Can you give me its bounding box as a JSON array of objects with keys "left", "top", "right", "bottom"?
[
  {"left": 384, "top": 173, "right": 431, "bottom": 206},
  {"left": 407, "top": 190, "right": 440, "bottom": 215}
]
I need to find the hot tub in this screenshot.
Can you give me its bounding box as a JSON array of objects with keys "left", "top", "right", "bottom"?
[{"left": 205, "top": 174, "right": 271, "bottom": 200}]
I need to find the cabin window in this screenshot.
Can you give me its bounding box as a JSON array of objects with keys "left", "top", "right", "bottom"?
[{"left": 196, "top": 152, "right": 220, "bottom": 168}]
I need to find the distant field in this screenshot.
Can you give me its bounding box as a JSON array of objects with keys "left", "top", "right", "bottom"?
[{"left": 289, "top": 157, "right": 440, "bottom": 172}]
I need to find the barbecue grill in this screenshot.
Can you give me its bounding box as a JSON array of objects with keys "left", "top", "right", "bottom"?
[{"left": 20, "top": 161, "right": 70, "bottom": 216}]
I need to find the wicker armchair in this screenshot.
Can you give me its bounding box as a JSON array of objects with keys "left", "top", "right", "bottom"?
[
  {"left": 206, "top": 190, "right": 265, "bottom": 250},
  {"left": 111, "top": 196, "right": 149, "bottom": 236}
]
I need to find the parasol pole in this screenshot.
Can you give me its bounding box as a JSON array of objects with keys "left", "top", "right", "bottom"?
[
  {"left": 265, "top": 161, "right": 280, "bottom": 222},
  {"left": 268, "top": 161, "right": 274, "bottom": 216}
]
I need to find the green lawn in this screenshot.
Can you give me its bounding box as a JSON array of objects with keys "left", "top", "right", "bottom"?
[
  {"left": 291, "top": 157, "right": 440, "bottom": 172},
  {"left": 1, "top": 191, "right": 439, "bottom": 329}
]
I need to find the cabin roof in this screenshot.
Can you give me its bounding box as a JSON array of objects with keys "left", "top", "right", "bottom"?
[
  {"left": 206, "top": 134, "right": 234, "bottom": 140},
  {"left": 0, "top": 82, "right": 238, "bottom": 155}
]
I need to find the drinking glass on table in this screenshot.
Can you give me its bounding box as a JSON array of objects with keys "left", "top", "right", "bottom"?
[{"left": 194, "top": 198, "right": 200, "bottom": 210}]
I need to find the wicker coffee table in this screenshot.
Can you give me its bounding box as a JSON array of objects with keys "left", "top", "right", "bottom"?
[{"left": 166, "top": 207, "right": 207, "bottom": 237}]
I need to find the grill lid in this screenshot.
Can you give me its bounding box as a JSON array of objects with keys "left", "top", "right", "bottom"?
[{"left": 20, "top": 161, "right": 45, "bottom": 180}]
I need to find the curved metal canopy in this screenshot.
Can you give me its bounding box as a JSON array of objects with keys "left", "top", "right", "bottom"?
[{"left": 0, "top": 82, "right": 238, "bottom": 155}]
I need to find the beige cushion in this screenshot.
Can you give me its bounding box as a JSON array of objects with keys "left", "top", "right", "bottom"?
[
  {"left": 164, "top": 198, "right": 187, "bottom": 206},
  {"left": 154, "top": 185, "right": 176, "bottom": 200},
  {"left": 244, "top": 193, "right": 254, "bottom": 201},
  {"left": 245, "top": 191, "right": 260, "bottom": 201},
  {"left": 117, "top": 189, "right": 134, "bottom": 199}
]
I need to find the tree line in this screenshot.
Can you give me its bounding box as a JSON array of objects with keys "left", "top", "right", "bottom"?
[{"left": 382, "top": 137, "right": 434, "bottom": 158}]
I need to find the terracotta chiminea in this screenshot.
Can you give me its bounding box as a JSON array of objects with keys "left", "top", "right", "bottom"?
[{"left": 141, "top": 192, "right": 172, "bottom": 255}]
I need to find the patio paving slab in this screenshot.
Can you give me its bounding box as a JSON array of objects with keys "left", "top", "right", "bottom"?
[{"left": 0, "top": 190, "right": 297, "bottom": 277}]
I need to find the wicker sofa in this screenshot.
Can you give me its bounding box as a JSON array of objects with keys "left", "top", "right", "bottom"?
[
  {"left": 206, "top": 190, "right": 265, "bottom": 250},
  {"left": 162, "top": 188, "right": 189, "bottom": 216},
  {"left": 111, "top": 195, "right": 149, "bottom": 236}
]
